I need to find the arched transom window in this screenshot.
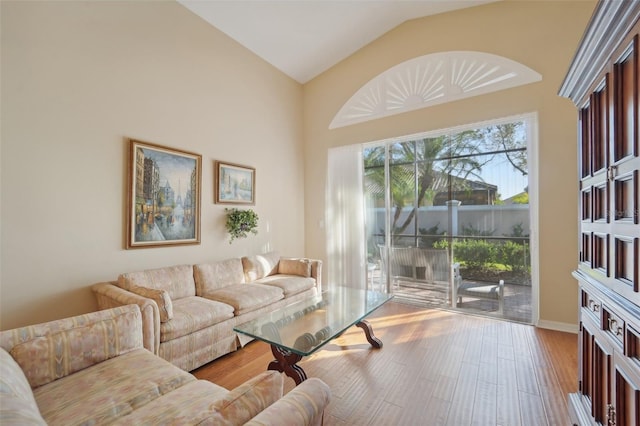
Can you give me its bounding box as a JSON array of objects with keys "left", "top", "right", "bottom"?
[{"left": 330, "top": 51, "right": 542, "bottom": 129}]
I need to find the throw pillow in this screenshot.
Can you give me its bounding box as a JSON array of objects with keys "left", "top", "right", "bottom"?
[
  {"left": 278, "top": 258, "right": 311, "bottom": 277},
  {"left": 128, "top": 285, "right": 173, "bottom": 322},
  {"left": 241, "top": 252, "right": 280, "bottom": 281}
]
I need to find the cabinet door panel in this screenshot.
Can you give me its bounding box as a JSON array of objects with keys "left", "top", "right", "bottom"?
[
  {"left": 614, "top": 354, "right": 640, "bottom": 426},
  {"left": 581, "top": 322, "right": 594, "bottom": 403},
  {"left": 583, "top": 318, "right": 614, "bottom": 424},
  {"left": 613, "top": 171, "right": 637, "bottom": 223},
  {"left": 593, "top": 333, "right": 613, "bottom": 424},
  {"left": 581, "top": 105, "right": 593, "bottom": 178},
  {"left": 593, "top": 78, "right": 610, "bottom": 174},
  {"left": 613, "top": 34, "right": 638, "bottom": 164},
  {"left": 613, "top": 235, "right": 638, "bottom": 291}
]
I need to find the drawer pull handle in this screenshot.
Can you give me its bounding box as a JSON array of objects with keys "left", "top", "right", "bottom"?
[
  {"left": 588, "top": 299, "right": 600, "bottom": 312},
  {"left": 608, "top": 318, "right": 623, "bottom": 336},
  {"left": 607, "top": 403, "right": 616, "bottom": 426}
]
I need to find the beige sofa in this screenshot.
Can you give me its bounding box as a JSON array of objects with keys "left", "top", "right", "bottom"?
[
  {"left": 92, "top": 251, "right": 322, "bottom": 371},
  {"left": 0, "top": 304, "right": 330, "bottom": 425}
]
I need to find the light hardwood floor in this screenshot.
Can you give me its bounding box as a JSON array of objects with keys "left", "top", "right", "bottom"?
[{"left": 193, "top": 301, "right": 578, "bottom": 426}]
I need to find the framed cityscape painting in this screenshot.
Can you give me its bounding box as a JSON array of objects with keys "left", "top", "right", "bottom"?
[
  {"left": 215, "top": 161, "right": 255, "bottom": 205},
  {"left": 126, "top": 139, "right": 201, "bottom": 249}
]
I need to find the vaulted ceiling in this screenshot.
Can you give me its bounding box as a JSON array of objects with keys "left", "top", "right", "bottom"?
[{"left": 177, "top": 1, "right": 500, "bottom": 84}]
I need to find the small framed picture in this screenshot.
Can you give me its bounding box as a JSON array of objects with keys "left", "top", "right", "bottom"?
[
  {"left": 215, "top": 161, "right": 255, "bottom": 205},
  {"left": 127, "top": 139, "right": 201, "bottom": 249}
]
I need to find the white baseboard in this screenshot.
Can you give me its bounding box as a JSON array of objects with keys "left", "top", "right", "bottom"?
[{"left": 536, "top": 319, "right": 578, "bottom": 334}]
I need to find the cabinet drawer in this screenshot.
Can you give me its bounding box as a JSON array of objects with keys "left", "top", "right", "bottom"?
[
  {"left": 581, "top": 288, "right": 602, "bottom": 321},
  {"left": 603, "top": 305, "right": 625, "bottom": 346}
]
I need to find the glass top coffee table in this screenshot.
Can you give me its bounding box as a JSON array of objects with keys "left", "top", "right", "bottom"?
[{"left": 234, "top": 286, "right": 393, "bottom": 384}]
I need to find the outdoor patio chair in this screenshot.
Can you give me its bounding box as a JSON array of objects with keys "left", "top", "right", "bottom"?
[
  {"left": 452, "top": 277, "right": 504, "bottom": 314},
  {"left": 378, "top": 245, "right": 454, "bottom": 285}
]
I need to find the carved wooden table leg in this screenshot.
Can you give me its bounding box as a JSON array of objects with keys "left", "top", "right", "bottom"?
[
  {"left": 356, "top": 319, "right": 383, "bottom": 348},
  {"left": 268, "top": 345, "right": 307, "bottom": 385}
]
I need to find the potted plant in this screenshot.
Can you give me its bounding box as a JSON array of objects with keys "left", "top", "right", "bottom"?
[{"left": 225, "top": 208, "right": 259, "bottom": 243}]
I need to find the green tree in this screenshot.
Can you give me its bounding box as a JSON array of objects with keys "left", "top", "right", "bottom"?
[
  {"left": 365, "top": 122, "right": 527, "bottom": 242},
  {"left": 482, "top": 122, "right": 528, "bottom": 176},
  {"left": 365, "top": 130, "right": 490, "bottom": 239},
  {"left": 511, "top": 192, "right": 529, "bottom": 204}
]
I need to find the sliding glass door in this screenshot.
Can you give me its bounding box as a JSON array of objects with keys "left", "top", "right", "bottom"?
[{"left": 364, "top": 117, "right": 533, "bottom": 323}]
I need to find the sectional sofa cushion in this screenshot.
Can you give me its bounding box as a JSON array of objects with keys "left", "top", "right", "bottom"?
[
  {"left": 32, "top": 348, "right": 195, "bottom": 425},
  {"left": 0, "top": 348, "right": 46, "bottom": 425},
  {"left": 204, "top": 284, "right": 284, "bottom": 316},
  {"left": 159, "top": 296, "right": 235, "bottom": 342},
  {"left": 109, "top": 379, "right": 229, "bottom": 425},
  {"left": 118, "top": 264, "right": 196, "bottom": 301},
  {"left": 194, "top": 258, "right": 285, "bottom": 315},
  {"left": 193, "top": 258, "right": 246, "bottom": 295},
  {"left": 256, "top": 275, "right": 315, "bottom": 297},
  {"left": 241, "top": 251, "right": 280, "bottom": 281}
]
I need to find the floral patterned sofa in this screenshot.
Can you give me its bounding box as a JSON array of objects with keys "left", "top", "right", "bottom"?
[
  {"left": 0, "top": 304, "right": 331, "bottom": 425},
  {"left": 92, "top": 251, "right": 322, "bottom": 371}
]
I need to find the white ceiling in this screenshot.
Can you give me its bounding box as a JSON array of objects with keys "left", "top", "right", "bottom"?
[{"left": 177, "top": 1, "right": 499, "bottom": 84}]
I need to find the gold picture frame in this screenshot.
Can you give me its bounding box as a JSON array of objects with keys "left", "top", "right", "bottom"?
[
  {"left": 126, "top": 139, "right": 201, "bottom": 249},
  {"left": 215, "top": 161, "right": 256, "bottom": 205}
]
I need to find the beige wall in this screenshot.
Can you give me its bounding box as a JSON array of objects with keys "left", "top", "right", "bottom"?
[
  {"left": 1, "top": 0, "right": 598, "bottom": 331},
  {"left": 303, "top": 0, "right": 596, "bottom": 327},
  {"left": 0, "top": 1, "right": 305, "bottom": 329}
]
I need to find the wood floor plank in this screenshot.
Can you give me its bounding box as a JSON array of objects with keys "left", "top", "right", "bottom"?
[
  {"left": 192, "top": 301, "right": 577, "bottom": 425},
  {"left": 370, "top": 400, "right": 405, "bottom": 425},
  {"left": 497, "top": 358, "right": 522, "bottom": 426},
  {"left": 472, "top": 379, "right": 498, "bottom": 426},
  {"left": 417, "top": 396, "right": 450, "bottom": 426},
  {"left": 446, "top": 362, "right": 479, "bottom": 426},
  {"left": 431, "top": 374, "right": 458, "bottom": 403},
  {"left": 512, "top": 326, "right": 542, "bottom": 396},
  {"left": 518, "top": 390, "right": 548, "bottom": 426},
  {"left": 523, "top": 324, "right": 576, "bottom": 425}
]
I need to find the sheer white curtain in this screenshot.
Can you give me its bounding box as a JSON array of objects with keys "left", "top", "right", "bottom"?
[{"left": 326, "top": 144, "right": 366, "bottom": 289}]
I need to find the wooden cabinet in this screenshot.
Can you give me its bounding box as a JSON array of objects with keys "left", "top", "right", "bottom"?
[
  {"left": 573, "top": 277, "right": 640, "bottom": 425},
  {"left": 560, "top": 1, "right": 640, "bottom": 425}
]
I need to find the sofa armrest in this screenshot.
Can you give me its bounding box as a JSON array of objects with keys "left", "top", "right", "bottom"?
[
  {"left": 245, "top": 378, "right": 331, "bottom": 426},
  {"left": 309, "top": 259, "right": 322, "bottom": 293},
  {"left": 92, "top": 282, "right": 159, "bottom": 354},
  {"left": 210, "top": 370, "right": 284, "bottom": 424}
]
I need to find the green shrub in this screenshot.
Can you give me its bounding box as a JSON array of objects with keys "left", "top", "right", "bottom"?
[
  {"left": 499, "top": 240, "right": 530, "bottom": 273},
  {"left": 453, "top": 239, "right": 497, "bottom": 270},
  {"left": 436, "top": 238, "right": 530, "bottom": 275}
]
